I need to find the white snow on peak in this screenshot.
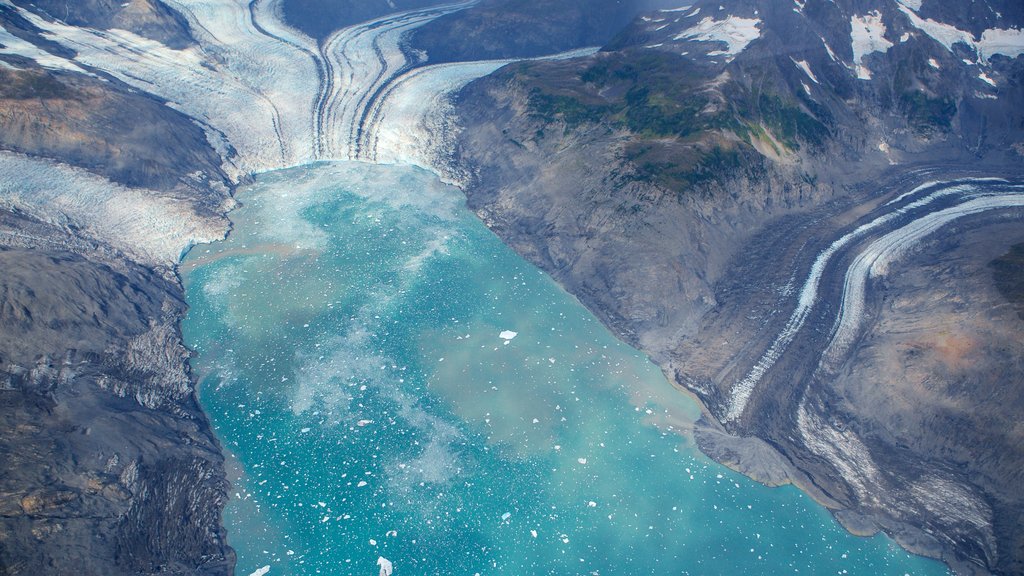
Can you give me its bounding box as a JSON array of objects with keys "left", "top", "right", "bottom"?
[
  {"left": 850, "top": 11, "right": 893, "bottom": 80},
  {"left": 896, "top": 4, "right": 974, "bottom": 52},
  {"left": 979, "top": 71, "right": 997, "bottom": 86},
  {"left": 660, "top": 5, "right": 692, "bottom": 12},
  {"left": 896, "top": 3, "right": 1024, "bottom": 63},
  {"left": 978, "top": 27, "right": 1024, "bottom": 61},
  {"left": 791, "top": 58, "right": 819, "bottom": 83},
  {"left": 0, "top": 24, "right": 91, "bottom": 74},
  {"left": 674, "top": 16, "right": 762, "bottom": 58}
]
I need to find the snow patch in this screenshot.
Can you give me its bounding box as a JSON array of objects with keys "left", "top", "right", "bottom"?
[
  {"left": 0, "top": 24, "right": 91, "bottom": 74},
  {"left": 897, "top": 4, "right": 1024, "bottom": 63},
  {"left": 791, "top": 58, "right": 818, "bottom": 83},
  {"left": 850, "top": 11, "right": 893, "bottom": 80},
  {"left": 674, "top": 16, "right": 761, "bottom": 58}
]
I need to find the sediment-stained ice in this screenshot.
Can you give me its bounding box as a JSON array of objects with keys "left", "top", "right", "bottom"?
[
  {"left": 0, "top": 23, "right": 91, "bottom": 74},
  {"left": 724, "top": 181, "right": 1016, "bottom": 422},
  {"left": 0, "top": 151, "right": 226, "bottom": 266},
  {"left": 820, "top": 190, "right": 1024, "bottom": 371}
]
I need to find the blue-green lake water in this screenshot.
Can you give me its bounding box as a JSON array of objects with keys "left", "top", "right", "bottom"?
[{"left": 181, "top": 162, "right": 948, "bottom": 575}]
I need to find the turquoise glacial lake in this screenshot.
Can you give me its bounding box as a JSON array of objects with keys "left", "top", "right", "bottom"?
[{"left": 181, "top": 162, "right": 948, "bottom": 576}]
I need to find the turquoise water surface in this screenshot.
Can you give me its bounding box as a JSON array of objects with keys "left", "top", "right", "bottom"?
[{"left": 181, "top": 162, "right": 948, "bottom": 576}]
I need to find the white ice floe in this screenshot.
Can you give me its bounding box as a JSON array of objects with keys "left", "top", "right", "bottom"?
[
  {"left": 499, "top": 330, "right": 518, "bottom": 341},
  {"left": 247, "top": 567, "right": 271, "bottom": 576},
  {"left": 377, "top": 556, "right": 394, "bottom": 576},
  {"left": 674, "top": 16, "right": 761, "bottom": 58},
  {"left": 850, "top": 11, "right": 893, "bottom": 80},
  {"left": 0, "top": 151, "right": 226, "bottom": 266}
]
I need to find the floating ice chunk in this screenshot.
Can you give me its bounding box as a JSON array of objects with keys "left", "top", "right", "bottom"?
[
  {"left": 531, "top": 529, "right": 538, "bottom": 538},
  {"left": 369, "top": 539, "right": 377, "bottom": 546},
  {"left": 577, "top": 458, "right": 588, "bottom": 465},
  {"left": 498, "top": 330, "right": 518, "bottom": 340},
  {"left": 588, "top": 501, "right": 597, "bottom": 507},
  {"left": 248, "top": 567, "right": 271, "bottom": 576},
  {"left": 300, "top": 427, "right": 311, "bottom": 433},
  {"left": 501, "top": 512, "right": 512, "bottom": 521},
  {"left": 377, "top": 557, "right": 393, "bottom": 576},
  {"left": 357, "top": 481, "right": 368, "bottom": 487},
  {"left": 357, "top": 419, "right": 373, "bottom": 427}
]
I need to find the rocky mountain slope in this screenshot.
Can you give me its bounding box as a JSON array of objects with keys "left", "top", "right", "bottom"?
[
  {"left": 0, "top": 3, "right": 233, "bottom": 574},
  {"left": 0, "top": 0, "right": 1021, "bottom": 574},
  {"left": 444, "top": 0, "right": 1024, "bottom": 573}
]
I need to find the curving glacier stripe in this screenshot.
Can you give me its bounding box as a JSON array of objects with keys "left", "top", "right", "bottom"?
[
  {"left": 724, "top": 181, "right": 986, "bottom": 422},
  {"left": 884, "top": 177, "right": 1008, "bottom": 207},
  {"left": 6, "top": 0, "right": 482, "bottom": 174},
  {"left": 820, "top": 191, "right": 1024, "bottom": 371},
  {"left": 10, "top": 0, "right": 321, "bottom": 176},
  {"left": 318, "top": 2, "right": 475, "bottom": 160},
  {"left": 364, "top": 47, "right": 599, "bottom": 170}
]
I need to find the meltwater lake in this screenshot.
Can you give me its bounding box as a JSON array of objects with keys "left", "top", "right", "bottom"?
[{"left": 181, "top": 162, "right": 947, "bottom": 575}]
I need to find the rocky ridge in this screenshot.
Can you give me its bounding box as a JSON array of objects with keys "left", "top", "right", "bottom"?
[
  {"left": 0, "top": 2, "right": 233, "bottom": 574},
  {"left": 440, "top": 0, "right": 1024, "bottom": 573}
]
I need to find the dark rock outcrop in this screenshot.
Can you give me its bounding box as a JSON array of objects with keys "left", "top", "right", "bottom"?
[
  {"left": 0, "top": 215, "right": 233, "bottom": 575},
  {"left": 0, "top": 4, "right": 235, "bottom": 575},
  {"left": 445, "top": 0, "right": 1024, "bottom": 573}
]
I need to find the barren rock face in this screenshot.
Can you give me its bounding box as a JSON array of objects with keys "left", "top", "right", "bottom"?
[{"left": 444, "top": 1, "right": 1024, "bottom": 572}]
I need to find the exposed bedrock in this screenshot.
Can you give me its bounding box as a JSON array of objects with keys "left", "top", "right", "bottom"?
[
  {"left": 447, "top": 29, "right": 1024, "bottom": 573},
  {"left": 0, "top": 67, "right": 230, "bottom": 201},
  {"left": 0, "top": 212, "right": 232, "bottom": 575},
  {"left": 407, "top": 0, "right": 688, "bottom": 62},
  {"left": 0, "top": 5, "right": 235, "bottom": 573}
]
